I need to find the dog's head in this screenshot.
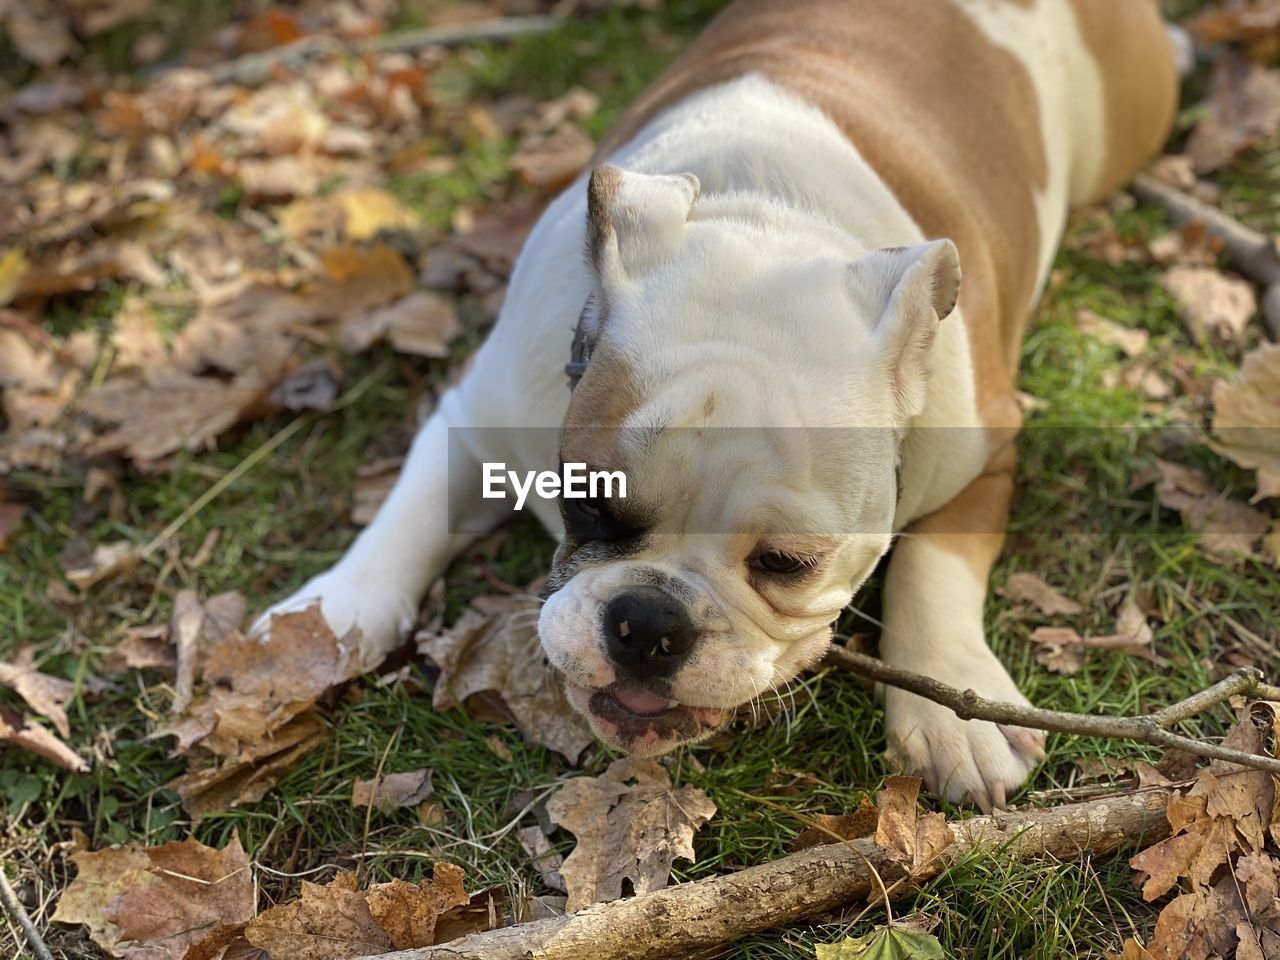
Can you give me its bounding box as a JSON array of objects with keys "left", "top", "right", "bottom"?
[{"left": 539, "top": 165, "right": 960, "bottom": 754}]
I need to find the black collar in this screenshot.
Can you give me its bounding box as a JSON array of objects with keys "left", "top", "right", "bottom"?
[{"left": 565, "top": 299, "right": 593, "bottom": 389}]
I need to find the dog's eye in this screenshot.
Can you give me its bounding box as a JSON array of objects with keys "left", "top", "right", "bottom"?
[
  {"left": 749, "top": 550, "right": 814, "bottom": 576},
  {"left": 561, "top": 494, "right": 640, "bottom": 543}
]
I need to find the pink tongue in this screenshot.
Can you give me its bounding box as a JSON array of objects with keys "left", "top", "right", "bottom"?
[{"left": 614, "top": 689, "right": 672, "bottom": 715}]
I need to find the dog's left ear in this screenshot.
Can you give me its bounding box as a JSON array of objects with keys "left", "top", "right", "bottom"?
[
  {"left": 587, "top": 164, "right": 700, "bottom": 289},
  {"left": 847, "top": 239, "right": 961, "bottom": 421}
]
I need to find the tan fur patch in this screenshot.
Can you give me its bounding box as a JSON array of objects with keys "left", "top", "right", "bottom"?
[
  {"left": 1068, "top": 0, "right": 1178, "bottom": 202},
  {"left": 586, "top": 164, "right": 624, "bottom": 270},
  {"left": 561, "top": 343, "right": 643, "bottom": 466}
]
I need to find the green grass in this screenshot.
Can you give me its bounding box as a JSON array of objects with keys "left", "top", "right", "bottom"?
[{"left": 3, "top": 4, "right": 1279, "bottom": 959}]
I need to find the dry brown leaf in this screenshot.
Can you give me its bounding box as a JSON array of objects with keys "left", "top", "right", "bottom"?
[
  {"left": 351, "top": 768, "right": 434, "bottom": 813},
  {"left": 1190, "top": 0, "right": 1280, "bottom": 60},
  {"left": 286, "top": 187, "right": 419, "bottom": 243},
  {"left": 165, "top": 602, "right": 356, "bottom": 757},
  {"left": 103, "top": 625, "right": 174, "bottom": 673},
  {"left": 61, "top": 539, "right": 143, "bottom": 591},
  {"left": 873, "top": 775, "right": 955, "bottom": 876},
  {"left": 417, "top": 591, "right": 594, "bottom": 762},
  {"left": 1075, "top": 308, "right": 1150, "bottom": 358},
  {"left": 1211, "top": 342, "right": 1280, "bottom": 503},
  {"left": 165, "top": 714, "right": 327, "bottom": 823},
  {"left": 791, "top": 796, "right": 879, "bottom": 851},
  {"left": 1162, "top": 265, "right": 1257, "bottom": 344},
  {"left": 4, "top": 1, "right": 76, "bottom": 66},
  {"left": 546, "top": 755, "right": 717, "bottom": 911},
  {"left": 1187, "top": 50, "right": 1280, "bottom": 174},
  {"left": 365, "top": 863, "right": 470, "bottom": 950},
  {"left": 340, "top": 290, "right": 461, "bottom": 357},
  {"left": 79, "top": 371, "right": 269, "bottom": 464},
  {"left": 52, "top": 838, "right": 155, "bottom": 953},
  {"left": 0, "top": 703, "right": 88, "bottom": 772},
  {"left": 170, "top": 589, "right": 247, "bottom": 715},
  {"left": 159, "top": 600, "right": 361, "bottom": 819},
  {"left": 1028, "top": 626, "right": 1086, "bottom": 675},
  {"left": 103, "top": 834, "right": 255, "bottom": 960},
  {"left": 1130, "top": 704, "right": 1280, "bottom": 959},
  {"left": 518, "top": 825, "right": 567, "bottom": 892},
  {"left": 511, "top": 125, "right": 596, "bottom": 193},
  {"left": 244, "top": 871, "right": 391, "bottom": 960},
  {"left": 111, "top": 296, "right": 168, "bottom": 370},
  {"left": 1142, "top": 458, "right": 1270, "bottom": 560},
  {"left": 1002, "top": 572, "right": 1083, "bottom": 616},
  {"left": 0, "top": 646, "right": 79, "bottom": 737}
]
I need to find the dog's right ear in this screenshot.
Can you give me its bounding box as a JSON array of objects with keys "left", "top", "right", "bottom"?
[{"left": 587, "top": 164, "right": 700, "bottom": 290}]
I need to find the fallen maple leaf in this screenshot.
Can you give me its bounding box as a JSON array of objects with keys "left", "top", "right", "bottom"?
[
  {"left": 417, "top": 591, "right": 594, "bottom": 762},
  {"left": 365, "top": 864, "right": 470, "bottom": 950},
  {"left": 103, "top": 834, "right": 255, "bottom": 960},
  {"left": 816, "top": 925, "right": 946, "bottom": 959},
  {"left": 1187, "top": 49, "right": 1280, "bottom": 174},
  {"left": 103, "top": 625, "right": 174, "bottom": 673},
  {"left": 1002, "top": 572, "right": 1084, "bottom": 617},
  {"left": 545, "top": 755, "right": 717, "bottom": 911},
  {"left": 168, "top": 589, "right": 247, "bottom": 715},
  {"left": 1162, "top": 265, "right": 1257, "bottom": 344},
  {"left": 242, "top": 864, "right": 472, "bottom": 959},
  {"left": 873, "top": 776, "right": 954, "bottom": 877},
  {"left": 52, "top": 835, "right": 156, "bottom": 953},
  {"left": 246, "top": 871, "right": 390, "bottom": 959},
  {"left": 1129, "top": 703, "right": 1280, "bottom": 960},
  {"left": 351, "top": 768, "right": 434, "bottom": 813},
  {"left": 1211, "top": 342, "right": 1280, "bottom": 503}
]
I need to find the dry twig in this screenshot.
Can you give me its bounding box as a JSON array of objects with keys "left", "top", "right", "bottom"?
[
  {"left": 378, "top": 789, "right": 1174, "bottom": 960},
  {"left": 0, "top": 863, "right": 55, "bottom": 960},
  {"left": 823, "top": 644, "right": 1280, "bottom": 774},
  {"left": 205, "top": 16, "right": 563, "bottom": 85}
]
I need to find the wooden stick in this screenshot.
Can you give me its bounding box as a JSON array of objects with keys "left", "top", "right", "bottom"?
[
  {"left": 823, "top": 645, "right": 1280, "bottom": 774},
  {"left": 205, "top": 15, "right": 563, "bottom": 85},
  {"left": 1131, "top": 171, "right": 1280, "bottom": 339},
  {"left": 377, "top": 789, "right": 1174, "bottom": 960},
  {"left": 0, "top": 863, "right": 55, "bottom": 960}
]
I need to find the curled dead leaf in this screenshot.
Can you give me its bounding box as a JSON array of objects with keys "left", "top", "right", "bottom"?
[{"left": 546, "top": 756, "right": 717, "bottom": 911}]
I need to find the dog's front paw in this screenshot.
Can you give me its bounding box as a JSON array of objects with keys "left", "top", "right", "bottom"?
[
  {"left": 251, "top": 568, "right": 419, "bottom": 671},
  {"left": 882, "top": 657, "right": 1045, "bottom": 812}
]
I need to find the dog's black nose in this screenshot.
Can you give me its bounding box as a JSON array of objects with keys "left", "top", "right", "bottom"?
[{"left": 602, "top": 587, "right": 697, "bottom": 679}]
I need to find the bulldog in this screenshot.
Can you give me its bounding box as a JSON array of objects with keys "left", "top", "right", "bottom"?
[{"left": 257, "top": 0, "right": 1179, "bottom": 808}]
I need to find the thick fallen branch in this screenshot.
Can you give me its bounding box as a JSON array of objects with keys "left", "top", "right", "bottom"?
[
  {"left": 1131, "top": 171, "right": 1280, "bottom": 339},
  {"left": 823, "top": 644, "right": 1280, "bottom": 774},
  {"left": 205, "top": 15, "right": 563, "bottom": 85},
  {"left": 379, "top": 789, "right": 1174, "bottom": 960}
]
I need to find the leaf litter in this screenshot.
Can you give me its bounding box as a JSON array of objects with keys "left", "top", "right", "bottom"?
[{"left": 1124, "top": 702, "right": 1280, "bottom": 959}]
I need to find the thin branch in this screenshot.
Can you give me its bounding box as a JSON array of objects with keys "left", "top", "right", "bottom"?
[
  {"left": 203, "top": 16, "right": 563, "bottom": 86},
  {"left": 1131, "top": 171, "right": 1280, "bottom": 339},
  {"left": 0, "top": 863, "right": 55, "bottom": 960},
  {"left": 822, "top": 645, "right": 1280, "bottom": 774},
  {"left": 379, "top": 789, "right": 1174, "bottom": 960}
]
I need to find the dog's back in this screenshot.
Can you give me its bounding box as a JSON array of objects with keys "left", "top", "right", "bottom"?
[{"left": 596, "top": 0, "right": 1178, "bottom": 413}]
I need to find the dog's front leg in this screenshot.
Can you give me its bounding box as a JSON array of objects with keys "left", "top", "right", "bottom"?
[
  {"left": 879, "top": 444, "right": 1045, "bottom": 810},
  {"left": 252, "top": 403, "right": 505, "bottom": 670}
]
